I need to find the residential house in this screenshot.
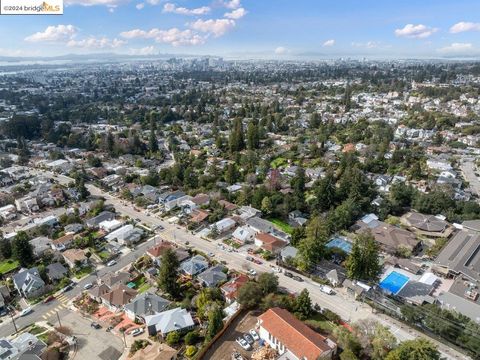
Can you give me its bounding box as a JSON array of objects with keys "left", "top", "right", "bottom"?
[
  {"left": 257, "top": 307, "right": 336, "bottom": 359},
  {"left": 210, "top": 218, "right": 236, "bottom": 234},
  {"left": 146, "top": 242, "right": 189, "bottom": 266},
  {"left": 254, "top": 233, "right": 287, "bottom": 254},
  {"left": 105, "top": 224, "right": 144, "bottom": 246},
  {"left": 46, "top": 263, "right": 68, "bottom": 282},
  {"left": 86, "top": 211, "right": 115, "bottom": 228},
  {"left": 0, "top": 204, "right": 16, "bottom": 221},
  {"left": 289, "top": 210, "right": 308, "bottom": 226},
  {"left": 12, "top": 268, "right": 45, "bottom": 299},
  {"left": 197, "top": 265, "right": 227, "bottom": 288},
  {"left": 30, "top": 236, "right": 52, "bottom": 257},
  {"left": 218, "top": 200, "right": 237, "bottom": 212},
  {"left": 189, "top": 209, "right": 209, "bottom": 224},
  {"left": 402, "top": 212, "right": 452, "bottom": 238},
  {"left": 99, "top": 219, "right": 123, "bottom": 233},
  {"left": 232, "top": 225, "right": 256, "bottom": 244},
  {"left": 62, "top": 249, "right": 88, "bottom": 268},
  {"left": 125, "top": 292, "right": 171, "bottom": 322},
  {"left": 280, "top": 246, "right": 298, "bottom": 262},
  {"left": 100, "top": 284, "right": 137, "bottom": 312},
  {"left": 145, "top": 307, "right": 195, "bottom": 337},
  {"left": 64, "top": 223, "right": 84, "bottom": 234},
  {"left": 353, "top": 214, "right": 421, "bottom": 255},
  {"left": 180, "top": 255, "right": 208, "bottom": 276},
  {"left": 51, "top": 233, "right": 74, "bottom": 251},
  {"left": 87, "top": 283, "right": 111, "bottom": 303},
  {"left": 220, "top": 274, "right": 249, "bottom": 303},
  {"left": 99, "top": 272, "right": 131, "bottom": 288},
  {"left": 0, "top": 333, "right": 46, "bottom": 360}
]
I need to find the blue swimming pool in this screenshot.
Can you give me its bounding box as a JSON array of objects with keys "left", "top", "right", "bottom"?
[
  {"left": 326, "top": 237, "right": 353, "bottom": 254},
  {"left": 379, "top": 271, "right": 410, "bottom": 294}
]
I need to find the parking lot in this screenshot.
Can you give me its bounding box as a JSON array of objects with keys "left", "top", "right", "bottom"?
[
  {"left": 204, "top": 311, "right": 259, "bottom": 360},
  {"left": 59, "top": 312, "right": 124, "bottom": 360}
]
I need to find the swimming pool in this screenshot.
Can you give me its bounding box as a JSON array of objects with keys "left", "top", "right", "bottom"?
[
  {"left": 326, "top": 237, "right": 353, "bottom": 254},
  {"left": 379, "top": 271, "right": 410, "bottom": 294}
]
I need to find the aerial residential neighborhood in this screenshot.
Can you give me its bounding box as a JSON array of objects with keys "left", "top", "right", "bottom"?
[{"left": 0, "top": 1, "right": 480, "bottom": 360}]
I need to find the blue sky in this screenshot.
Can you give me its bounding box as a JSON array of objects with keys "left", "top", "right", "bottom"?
[{"left": 2, "top": 0, "right": 480, "bottom": 58}]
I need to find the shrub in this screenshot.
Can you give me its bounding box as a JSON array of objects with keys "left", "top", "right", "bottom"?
[
  {"left": 166, "top": 331, "right": 181, "bottom": 346},
  {"left": 185, "top": 345, "right": 197, "bottom": 358},
  {"left": 184, "top": 330, "right": 199, "bottom": 345}
]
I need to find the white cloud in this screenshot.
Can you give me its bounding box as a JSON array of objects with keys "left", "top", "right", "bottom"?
[
  {"left": 64, "top": 0, "right": 128, "bottom": 6},
  {"left": 189, "top": 18, "right": 235, "bottom": 37},
  {"left": 224, "top": 7, "right": 246, "bottom": 19},
  {"left": 120, "top": 27, "right": 205, "bottom": 46},
  {"left": 129, "top": 46, "right": 157, "bottom": 55},
  {"left": 163, "top": 3, "right": 210, "bottom": 15},
  {"left": 394, "top": 24, "right": 438, "bottom": 39},
  {"left": 221, "top": 0, "right": 241, "bottom": 9},
  {"left": 323, "top": 39, "right": 335, "bottom": 47},
  {"left": 450, "top": 22, "right": 480, "bottom": 34},
  {"left": 67, "top": 37, "right": 126, "bottom": 49},
  {"left": 136, "top": 2, "right": 144, "bottom": 9},
  {"left": 25, "top": 25, "right": 77, "bottom": 42},
  {"left": 274, "top": 46, "right": 288, "bottom": 55},
  {"left": 145, "top": 0, "right": 161, "bottom": 4},
  {"left": 438, "top": 42, "right": 475, "bottom": 54},
  {"left": 351, "top": 41, "right": 380, "bottom": 49}
]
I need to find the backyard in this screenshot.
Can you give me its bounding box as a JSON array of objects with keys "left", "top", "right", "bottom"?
[
  {"left": 268, "top": 217, "right": 294, "bottom": 234},
  {"left": 0, "top": 259, "right": 19, "bottom": 275}
]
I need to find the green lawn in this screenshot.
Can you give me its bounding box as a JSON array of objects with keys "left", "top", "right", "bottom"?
[
  {"left": 268, "top": 218, "right": 294, "bottom": 234},
  {"left": 137, "top": 282, "right": 151, "bottom": 293},
  {"left": 73, "top": 266, "right": 93, "bottom": 278},
  {"left": 0, "top": 259, "right": 20, "bottom": 275}
]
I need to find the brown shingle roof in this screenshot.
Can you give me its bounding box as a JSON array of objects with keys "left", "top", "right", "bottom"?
[
  {"left": 255, "top": 233, "right": 287, "bottom": 252},
  {"left": 258, "top": 307, "right": 333, "bottom": 360},
  {"left": 101, "top": 284, "right": 137, "bottom": 307}
]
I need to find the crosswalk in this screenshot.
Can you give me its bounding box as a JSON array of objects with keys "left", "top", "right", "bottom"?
[{"left": 41, "top": 294, "right": 71, "bottom": 320}]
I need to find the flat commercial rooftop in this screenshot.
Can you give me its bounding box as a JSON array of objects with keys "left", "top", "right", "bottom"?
[{"left": 435, "top": 230, "right": 480, "bottom": 281}]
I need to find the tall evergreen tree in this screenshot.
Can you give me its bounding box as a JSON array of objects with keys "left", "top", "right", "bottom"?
[
  {"left": 346, "top": 230, "right": 381, "bottom": 281},
  {"left": 12, "top": 231, "right": 34, "bottom": 267},
  {"left": 158, "top": 248, "right": 180, "bottom": 297}
]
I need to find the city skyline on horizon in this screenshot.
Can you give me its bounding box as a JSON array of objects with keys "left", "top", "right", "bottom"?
[{"left": 1, "top": 0, "right": 480, "bottom": 60}]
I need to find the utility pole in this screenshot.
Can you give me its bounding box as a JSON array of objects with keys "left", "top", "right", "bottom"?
[
  {"left": 10, "top": 313, "right": 17, "bottom": 334},
  {"left": 56, "top": 311, "right": 62, "bottom": 327}
]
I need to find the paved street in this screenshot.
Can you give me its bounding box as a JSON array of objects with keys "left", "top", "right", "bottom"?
[
  {"left": 460, "top": 157, "right": 480, "bottom": 199},
  {"left": 0, "top": 170, "right": 467, "bottom": 359}
]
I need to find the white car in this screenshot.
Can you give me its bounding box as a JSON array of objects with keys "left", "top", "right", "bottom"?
[
  {"left": 236, "top": 337, "right": 252, "bottom": 351},
  {"left": 107, "top": 260, "right": 117, "bottom": 267},
  {"left": 320, "top": 285, "right": 334, "bottom": 295},
  {"left": 131, "top": 328, "right": 144, "bottom": 337},
  {"left": 19, "top": 307, "right": 33, "bottom": 317},
  {"left": 248, "top": 269, "right": 257, "bottom": 276},
  {"left": 84, "top": 283, "right": 93, "bottom": 290},
  {"left": 249, "top": 329, "right": 259, "bottom": 341}
]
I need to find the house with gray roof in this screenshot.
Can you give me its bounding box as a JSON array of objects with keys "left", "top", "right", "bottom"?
[
  {"left": 125, "top": 292, "right": 171, "bottom": 322},
  {"left": 30, "top": 236, "right": 52, "bottom": 257},
  {"left": 86, "top": 211, "right": 115, "bottom": 228},
  {"left": 145, "top": 307, "right": 194, "bottom": 336},
  {"left": 180, "top": 255, "right": 208, "bottom": 276},
  {"left": 12, "top": 268, "right": 45, "bottom": 299},
  {"left": 197, "top": 265, "right": 227, "bottom": 288},
  {"left": 46, "top": 262, "right": 68, "bottom": 282}
]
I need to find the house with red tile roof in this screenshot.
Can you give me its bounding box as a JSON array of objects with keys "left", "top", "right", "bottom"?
[
  {"left": 257, "top": 307, "right": 337, "bottom": 359},
  {"left": 254, "top": 233, "right": 287, "bottom": 254},
  {"left": 220, "top": 274, "right": 249, "bottom": 303}
]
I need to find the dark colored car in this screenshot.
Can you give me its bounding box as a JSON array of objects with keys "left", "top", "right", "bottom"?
[
  {"left": 284, "top": 271, "right": 293, "bottom": 278},
  {"left": 243, "top": 333, "right": 254, "bottom": 345},
  {"left": 91, "top": 322, "right": 101, "bottom": 329},
  {"left": 246, "top": 256, "right": 254, "bottom": 262},
  {"left": 293, "top": 275, "right": 304, "bottom": 282},
  {"left": 43, "top": 295, "right": 55, "bottom": 303}
]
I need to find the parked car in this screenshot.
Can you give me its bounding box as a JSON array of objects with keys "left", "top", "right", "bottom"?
[
  {"left": 248, "top": 269, "right": 257, "bottom": 276},
  {"left": 293, "top": 275, "right": 304, "bottom": 282},
  {"left": 106, "top": 326, "right": 113, "bottom": 332},
  {"left": 284, "top": 271, "right": 293, "bottom": 278},
  {"left": 208, "top": 252, "right": 215, "bottom": 257},
  {"left": 320, "top": 285, "right": 334, "bottom": 295},
  {"left": 91, "top": 322, "right": 101, "bottom": 329},
  {"left": 249, "top": 329, "right": 259, "bottom": 341},
  {"left": 253, "top": 259, "right": 262, "bottom": 265},
  {"left": 131, "top": 328, "right": 144, "bottom": 337},
  {"left": 236, "top": 337, "right": 251, "bottom": 351},
  {"left": 43, "top": 295, "right": 55, "bottom": 304},
  {"left": 243, "top": 333, "right": 254, "bottom": 344},
  {"left": 62, "top": 284, "right": 74, "bottom": 292},
  {"left": 19, "top": 308, "right": 32, "bottom": 317},
  {"left": 107, "top": 260, "right": 117, "bottom": 267},
  {"left": 83, "top": 283, "right": 93, "bottom": 290},
  {"left": 245, "top": 256, "right": 253, "bottom": 262}
]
